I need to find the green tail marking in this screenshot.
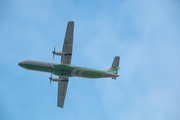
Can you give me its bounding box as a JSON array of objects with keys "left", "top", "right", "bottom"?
[{"left": 104, "top": 67, "right": 120, "bottom": 74}]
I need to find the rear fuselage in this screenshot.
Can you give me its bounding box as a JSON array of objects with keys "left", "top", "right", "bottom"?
[{"left": 18, "top": 60, "right": 119, "bottom": 78}]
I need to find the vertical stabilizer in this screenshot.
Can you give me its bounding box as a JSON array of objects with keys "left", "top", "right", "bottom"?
[{"left": 111, "top": 56, "right": 120, "bottom": 79}]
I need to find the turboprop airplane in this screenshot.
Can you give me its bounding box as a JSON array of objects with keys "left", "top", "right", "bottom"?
[{"left": 18, "top": 21, "right": 120, "bottom": 108}]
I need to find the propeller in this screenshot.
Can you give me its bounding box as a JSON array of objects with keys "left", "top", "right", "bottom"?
[
  {"left": 49, "top": 74, "right": 52, "bottom": 85},
  {"left": 52, "top": 46, "right": 55, "bottom": 59}
]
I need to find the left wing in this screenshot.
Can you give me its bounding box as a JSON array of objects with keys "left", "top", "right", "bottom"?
[{"left": 57, "top": 78, "right": 68, "bottom": 108}]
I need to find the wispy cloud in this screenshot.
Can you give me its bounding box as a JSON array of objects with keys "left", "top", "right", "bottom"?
[
  {"left": 0, "top": 0, "right": 179, "bottom": 120},
  {"left": 81, "top": 0, "right": 180, "bottom": 119}
]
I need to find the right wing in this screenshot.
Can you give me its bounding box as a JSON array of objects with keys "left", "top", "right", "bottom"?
[
  {"left": 57, "top": 78, "right": 69, "bottom": 108},
  {"left": 61, "top": 21, "right": 74, "bottom": 64}
]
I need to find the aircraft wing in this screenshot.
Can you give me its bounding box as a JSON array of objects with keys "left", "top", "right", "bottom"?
[
  {"left": 57, "top": 78, "right": 68, "bottom": 108},
  {"left": 57, "top": 21, "right": 74, "bottom": 108},
  {"left": 61, "top": 21, "right": 74, "bottom": 64}
]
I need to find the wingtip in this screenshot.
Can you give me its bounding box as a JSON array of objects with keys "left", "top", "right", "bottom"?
[
  {"left": 68, "top": 21, "right": 74, "bottom": 23},
  {"left": 57, "top": 104, "right": 64, "bottom": 108}
]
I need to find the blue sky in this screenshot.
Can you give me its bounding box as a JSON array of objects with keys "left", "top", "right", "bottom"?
[{"left": 0, "top": 0, "right": 180, "bottom": 120}]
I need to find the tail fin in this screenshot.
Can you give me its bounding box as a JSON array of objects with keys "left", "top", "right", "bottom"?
[
  {"left": 104, "top": 56, "right": 120, "bottom": 80},
  {"left": 112, "top": 56, "right": 120, "bottom": 68}
]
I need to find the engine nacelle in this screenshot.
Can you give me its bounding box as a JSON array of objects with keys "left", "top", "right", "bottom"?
[
  {"left": 52, "top": 47, "right": 71, "bottom": 58},
  {"left": 51, "top": 77, "right": 65, "bottom": 82},
  {"left": 54, "top": 51, "right": 65, "bottom": 56}
]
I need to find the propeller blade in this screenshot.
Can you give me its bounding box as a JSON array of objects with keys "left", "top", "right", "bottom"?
[
  {"left": 49, "top": 74, "right": 52, "bottom": 85},
  {"left": 52, "top": 46, "right": 55, "bottom": 59}
]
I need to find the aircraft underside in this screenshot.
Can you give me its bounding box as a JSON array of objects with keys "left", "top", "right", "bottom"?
[
  {"left": 18, "top": 21, "right": 120, "bottom": 108},
  {"left": 18, "top": 60, "right": 119, "bottom": 78}
]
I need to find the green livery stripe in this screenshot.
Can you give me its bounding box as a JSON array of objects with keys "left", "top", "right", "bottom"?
[
  {"left": 105, "top": 67, "right": 120, "bottom": 72},
  {"left": 75, "top": 69, "right": 83, "bottom": 76}
]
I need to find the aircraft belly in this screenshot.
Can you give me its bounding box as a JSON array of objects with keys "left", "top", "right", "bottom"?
[
  {"left": 81, "top": 70, "right": 105, "bottom": 78},
  {"left": 71, "top": 68, "right": 105, "bottom": 78},
  {"left": 70, "top": 68, "right": 119, "bottom": 78}
]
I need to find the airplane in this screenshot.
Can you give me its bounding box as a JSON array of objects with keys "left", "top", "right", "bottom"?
[{"left": 18, "top": 21, "right": 120, "bottom": 108}]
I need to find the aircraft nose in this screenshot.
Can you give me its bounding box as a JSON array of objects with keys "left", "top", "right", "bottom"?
[
  {"left": 18, "top": 62, "right": 23, "bottom": 67},
  {"left": 18, "top": 60, "right": 27, "bottom": 67}
]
